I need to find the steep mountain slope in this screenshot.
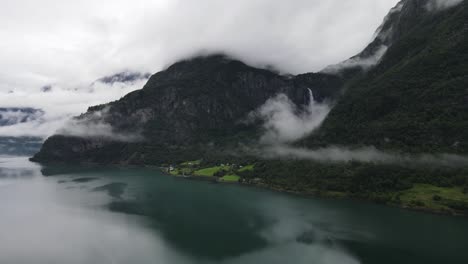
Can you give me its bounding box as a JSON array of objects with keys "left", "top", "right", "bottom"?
[
  {"left": 307, "top": 0, "right": 467, "bottom": 153},
  {"left": 32, "top": 55, "right": 343, "bottom": 164}
]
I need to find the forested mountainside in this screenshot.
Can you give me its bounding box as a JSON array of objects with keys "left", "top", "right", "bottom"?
[{"left": 307, "top": 0, "right": 468, "bottom": 153}]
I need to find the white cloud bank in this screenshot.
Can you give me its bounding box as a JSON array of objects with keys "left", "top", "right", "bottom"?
[
  {"left": 0, "top": 79, "right": 148, "bottom": 138},
  {"left": 56, "top": 107, "right": 143, "bottom": 142},
  {"left": 250, "top": 89, "right": 330, "bottom": 144},
  {"left": 322, "top": 45, "right": 389, "bottom": 74},
  {"left": 258, "top": 145, "right": 468, "bottom": 168}
]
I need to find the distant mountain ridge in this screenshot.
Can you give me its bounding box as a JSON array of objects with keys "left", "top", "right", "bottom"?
[
  {"left": 96, "top": 71, "right": 151, "bottom": 85},
  {"left": 0, "top": 137, "right": 42, "bottom": 156},
  {"left": 0, "top": 107, "right": 44, "bottom": 127}
]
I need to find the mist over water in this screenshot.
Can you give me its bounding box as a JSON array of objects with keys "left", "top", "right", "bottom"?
[{"left": 1, "top": 156, "right": 468, "bottom": 264}]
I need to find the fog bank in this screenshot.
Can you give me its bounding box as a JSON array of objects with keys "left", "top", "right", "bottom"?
[{"left": 256, "top": 145, "right": 468, "bottom": 168}]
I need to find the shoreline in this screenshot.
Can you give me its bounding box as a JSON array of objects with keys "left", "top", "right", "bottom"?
[
  {"left": 28, "top": 158, "right": 468, "bottom": 218},
  {"left": 162, "top": 169, "right": 468, "bottom": 218}
]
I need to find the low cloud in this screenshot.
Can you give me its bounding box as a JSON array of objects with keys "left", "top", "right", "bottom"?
[
  {"left": 322, "top": 45, "right": 388, "bottom": 74},
  {"left": 255, "top": 145, "right": 468, "bottom": 168},
  {"left": 320, "top": 0, "right": 404, "bottom": 74},
  {"left": 426, "top": 0, "right": 464, "bottom": 11},
  {"left": 0, "top": 77, "right": 148, "bottom": 138},
  {"left": 249, "top": 90, "right": 330, "bottom": 144},
  {"left": 56, "top": 107, "right": 143, "bottom": 142}
]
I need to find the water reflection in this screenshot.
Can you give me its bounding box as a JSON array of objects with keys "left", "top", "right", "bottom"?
[
  {"left": 0, "top": 157, "right": 189, "bottom": 264},
  {"left": 1, "top": 156, "right": 468, "bottom": 264}
]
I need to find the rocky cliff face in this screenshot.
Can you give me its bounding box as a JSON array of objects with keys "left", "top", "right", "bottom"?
[{"left": 32, "top": 55, "right": 343, "bottom": 164}]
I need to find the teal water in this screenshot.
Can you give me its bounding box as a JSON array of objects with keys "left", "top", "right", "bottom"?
[{"left": 1, "top": 156, "right": 467, "bottom": 264}]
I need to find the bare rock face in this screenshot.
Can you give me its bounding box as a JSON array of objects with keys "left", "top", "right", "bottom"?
[{"left": 31, "top": 55, "right": 343, "bottom": 164}]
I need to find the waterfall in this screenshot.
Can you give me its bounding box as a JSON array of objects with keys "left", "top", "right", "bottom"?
[{"left": 307, "top": 88, "right": 315, "bottom": 106}]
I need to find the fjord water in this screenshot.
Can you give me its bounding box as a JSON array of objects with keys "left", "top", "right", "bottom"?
[{"left": 1, "top": 157, "right": 467, "bottom": 264}]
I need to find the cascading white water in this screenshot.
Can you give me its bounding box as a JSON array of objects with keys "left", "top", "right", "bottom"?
[{"left": 307, "top": 88, "right": 315, "bottom": 108}]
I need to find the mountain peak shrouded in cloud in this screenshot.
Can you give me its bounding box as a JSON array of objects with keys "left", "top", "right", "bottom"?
[
  {"left": 31, "top": 53, "right": 347, "bottom": 163},
  {"left": 0, "top": 0, "right": 399, "bottom": 89},
  {"left": 0, "top": 0, "right": 401, "bottom": 139},
  {"left": 4, "top": 0, "right": 460, "bottom": 140},
  {"left": 322, "top": 0, "right": 465, "bottom": 74}
]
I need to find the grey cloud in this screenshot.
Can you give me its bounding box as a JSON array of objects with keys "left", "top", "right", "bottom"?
[
  {"left": 57, "top": 107, "right": 143, "bottom": 142},
  {"left": 0, "top": 79, "right": 148, "bottom": 138},
  {"left": 321, "top": 45, "right": 388, "bottom": 74},
  {"left": 256, "top": 145, "right": 468, "bottom": 168},
  {"left": 426, "top": 0, "right": 464, "bottom": 11},
  {"left": 249, "top": 90, "right": 330, "bottom": 144}
]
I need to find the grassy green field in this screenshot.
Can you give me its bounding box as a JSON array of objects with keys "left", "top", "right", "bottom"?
[
  {"left": 169, "top": 167, "right": 193, "bottom": 176},
  {"left": 194, "top": 166, "right": 230, "bottom": 177},
  {"left": 221, "top": 175, "right": 240, "bottom": 182},
  {"left": 238, "top": 164, "right": 254, "bottom": 172},
  {"left": 398, "top": 184, "right": 468, "bottom": 212}
]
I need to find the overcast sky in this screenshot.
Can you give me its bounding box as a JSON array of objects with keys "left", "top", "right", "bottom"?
[{"left": 0, "top": 0, "right": 400, "bottom": 137}]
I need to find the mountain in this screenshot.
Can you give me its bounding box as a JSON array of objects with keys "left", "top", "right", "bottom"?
[
  {"left": 30, "top": 0, "right": 468, "bottom": 214},
  {"left": 33, "top": 0, "right": 468, "bottom": 165},
  {"left": 32, "top": 54, "right": 343, "bottom": 164},
  {"left": 32, "top": 0, "right": 468, "bottom": 163},
  {"left": 306, "top": 0, "right": 467, "bottom": 153}
]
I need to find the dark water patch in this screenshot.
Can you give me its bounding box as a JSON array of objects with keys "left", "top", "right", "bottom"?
[
  {"left": 71, "top": 177, "right": 97, "bottom": 183},
  {"left": 342, "top": 240, "right": 419, "bottom": 264},
  {"left": 108, "top": 201, "right": 146, "bottom": 216},
  {"left": 296, "top": 230, "right": 319, "bottom": 245},
  {"left": 92, "top": 182, "right": 127, "bottom": 198},
  {"left": 0, "top": 168, "right": 34, "bottom": 178}
]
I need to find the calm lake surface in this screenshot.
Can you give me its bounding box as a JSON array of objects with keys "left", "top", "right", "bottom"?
[{"left": 1, "top": 156, "right": 467, "bottom": 264}]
